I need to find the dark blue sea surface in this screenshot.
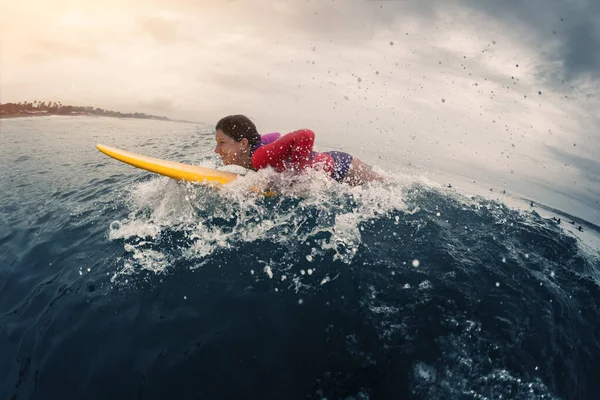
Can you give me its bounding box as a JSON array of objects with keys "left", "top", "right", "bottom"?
[{"left": 1, "top": 116, "right": 599, "bottom": 400}]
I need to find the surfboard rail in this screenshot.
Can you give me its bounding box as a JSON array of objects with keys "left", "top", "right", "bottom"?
[
  {"left": 96, "top": 144, "right": 277, "bottom": 196},
  {"left": 96, "top": 144, "right": 238, "bottom": 185}
]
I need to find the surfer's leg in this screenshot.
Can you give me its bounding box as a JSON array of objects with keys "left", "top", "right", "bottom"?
[{"left": 342, "top": 158, "right": 384, "bottom": 186}]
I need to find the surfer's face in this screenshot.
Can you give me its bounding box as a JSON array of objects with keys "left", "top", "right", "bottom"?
[{"left": 214, "top": 130, "right": 250, "bottom": 166}]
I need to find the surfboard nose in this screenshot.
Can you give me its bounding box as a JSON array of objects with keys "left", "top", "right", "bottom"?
[{"left": 96, "top": 143, "right": 275, "bottom": 195}]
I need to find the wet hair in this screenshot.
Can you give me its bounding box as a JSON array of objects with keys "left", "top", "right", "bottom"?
[{"left": 215, "top": 115, "right": 261, "bottom": 147}]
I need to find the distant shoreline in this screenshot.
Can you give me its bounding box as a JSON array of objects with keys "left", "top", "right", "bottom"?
[
  {"left": 0, "top": 101, "right": 200, "bottom": 124},
  {"left": 0, "top": 112, "right": 197, "bottom": 124},
  {"left": 0, "top": 112, "right": 53, "bottom": 119}
]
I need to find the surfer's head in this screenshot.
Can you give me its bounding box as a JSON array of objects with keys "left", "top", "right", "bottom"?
[{"left": 215, "top": 115, "right": 260, "bottom": 167}]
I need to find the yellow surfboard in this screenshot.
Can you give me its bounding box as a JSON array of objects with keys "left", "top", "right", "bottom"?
[
  {"left": 97, "top": 144, "right": 276, "bottom": 196},
  {"left": 97, "top": 144, "right": 238, "bottom": 186}
]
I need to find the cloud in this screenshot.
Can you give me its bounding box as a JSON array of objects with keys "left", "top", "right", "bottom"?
[
  {"left": 137, "top": 96, "right": 174, "bottom": 112},
  {"left": 274, "top": 0, "right": 600, "bottom": 85},
  {"left": 24, "top": 39, "right": 100, "bottom": 61},
  {"left": 547, "top": 146, "right": 600, "bottom": 184},
  {"left": 459, "top": 0, "right": 600, "bottom": 82},
  {"left": 137, "top": 16, "right": 182, "bottom": 45},
  {"left": 562, "top": 21, "right": 600, "bottom": 79}
]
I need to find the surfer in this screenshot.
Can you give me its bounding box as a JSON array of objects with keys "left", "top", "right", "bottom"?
[{"left": 214, "top": 114, "right": 382, "bottom": 185}]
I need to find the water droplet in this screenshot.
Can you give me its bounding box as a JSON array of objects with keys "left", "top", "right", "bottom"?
[
  {"left": 264, "top": 266, "right": 273, "bottom": 279},
  {"left": 110, "top": 221, "right": 121, "bottom": 230}
]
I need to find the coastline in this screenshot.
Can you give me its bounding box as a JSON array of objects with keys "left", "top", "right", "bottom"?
[
  {"left": 0, "top": 112, "right": 197, "bottom": 124},
  {"left": 0, "top": 112, "right": 54, "bottom": 119}
]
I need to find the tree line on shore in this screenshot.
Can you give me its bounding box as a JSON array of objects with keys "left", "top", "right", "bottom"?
[{"left": 0, "top": 100, "right": 183, "bottom": 122}]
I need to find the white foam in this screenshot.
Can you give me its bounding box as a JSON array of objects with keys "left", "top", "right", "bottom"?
[
  {"left": 106, "top": 167, "right": 424, "bottom": 283},
  {"left": 418, "top": 280, "right": 432, "bottom": 290},
  {"left": 414, "top": 362, "right": 437, "bottom": 383}
]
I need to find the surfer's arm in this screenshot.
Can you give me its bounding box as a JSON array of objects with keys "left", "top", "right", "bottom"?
[{"left": 252, "top": 129, "right": 315, "bottom": 171}]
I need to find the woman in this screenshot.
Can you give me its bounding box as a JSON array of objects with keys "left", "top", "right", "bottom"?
[{"left": 214, "top": 115, "right": 382, "bottom": 186}]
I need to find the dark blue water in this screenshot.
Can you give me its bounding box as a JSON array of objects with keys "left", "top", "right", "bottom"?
[{"left": 1, "top": 116, "right": 599, "bottom": 400}]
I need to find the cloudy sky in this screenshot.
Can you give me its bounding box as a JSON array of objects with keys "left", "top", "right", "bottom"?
[{"left": 1, "top": 0, "right": 599, "bottom": 222}]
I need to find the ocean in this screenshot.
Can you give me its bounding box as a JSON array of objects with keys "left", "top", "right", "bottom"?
[{"left": 1, "top": 116, "right": 599, "bottom": 399}]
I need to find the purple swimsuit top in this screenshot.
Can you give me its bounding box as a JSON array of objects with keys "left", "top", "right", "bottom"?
[{"left": 252, "top": 132, "right": 281, "bottom": 153}]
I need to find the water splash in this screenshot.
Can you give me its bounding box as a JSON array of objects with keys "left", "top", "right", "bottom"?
[{"left": 107, "top": 168, "right": 415, "bottom": 281}]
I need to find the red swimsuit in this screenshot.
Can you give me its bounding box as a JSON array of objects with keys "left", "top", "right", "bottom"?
[{"left": 251, "top": 129, "right": 335, "bottom": 176}]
